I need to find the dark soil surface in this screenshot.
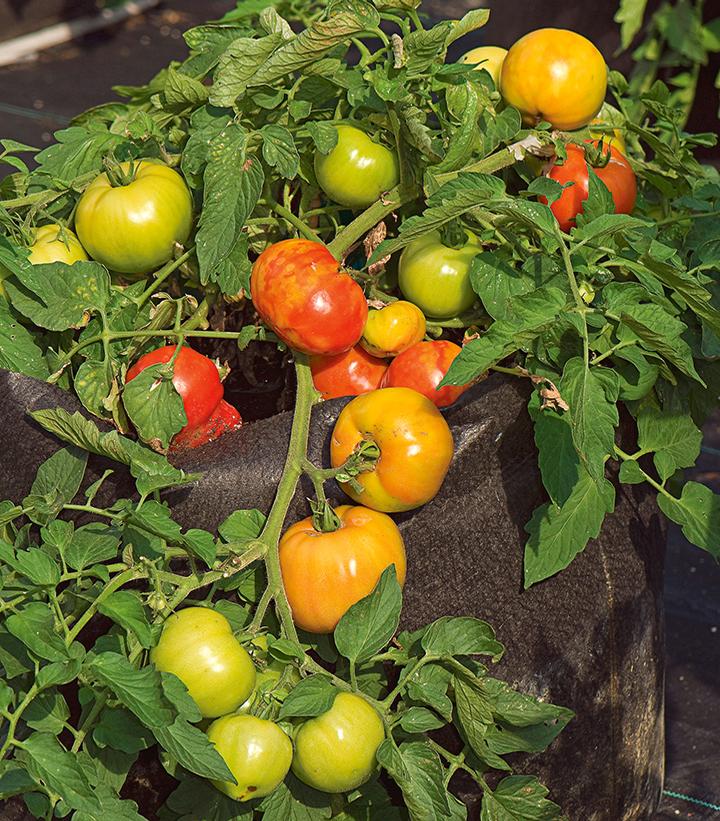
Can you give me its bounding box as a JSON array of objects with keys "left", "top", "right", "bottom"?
[{"left": 0, "top": 2, "right": 718, "bottom": 819}]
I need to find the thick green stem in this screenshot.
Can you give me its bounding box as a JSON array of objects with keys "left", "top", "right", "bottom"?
[
  {"left": 267, "top": 200, "right": 325, "bottom": 245},
  {"left": 65, "top": 568, "right": 139, "bottom": 645},
  {"left": 135, "top": 248, "right": 195, "bottom": 308}
]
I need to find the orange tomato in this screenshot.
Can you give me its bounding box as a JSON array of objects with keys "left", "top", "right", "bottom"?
[
  {"left": 330, "top": 387, "right": 454, "bottom": 512},
  {"left": 500, "top": 29, "right": 607, "bottom": 131},
  {"left": 279, "top": 505, "right": 406, "bottom": 633},
  {"left": 381, "top": 340, "right": 469, "bottom": 408},
  {"left": 310, "top": 345, "right": 388, "bottom": 400},
  {"left": 360, "top": 301, "right": 426, "bottom": 359}
]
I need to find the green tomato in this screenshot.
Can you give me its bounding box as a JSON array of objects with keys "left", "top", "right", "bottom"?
[
  {"left": 238, "top": 638, "right": 301, "bottom": 712},
  {"left": 150, "top": 607, "right": 256, "bottom": 718},
  {"left": 315, "top": 125, "right": 399, "bottom": 210},
  {"left": 398, "top": 229, "right": 481, "bottom": 320},
  {"left": 207, "top": 714, "right": 292, "bottom": 801},
  {"left": 291, "top": 691, "right": 385, "bottom": 793},
  {"left": 75, "top": 160, "right": 192, "bottom": 274}
]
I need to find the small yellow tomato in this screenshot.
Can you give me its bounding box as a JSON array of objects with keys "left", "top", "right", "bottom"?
[
  {"left": 360, "top": 301, "right": 426, "bottom": 358},
  {"left": 460, "top": 46, "right": 508, "bottom": 88},
  {"left": 588, "top": 118, "right": 626, "bottom": 155},
  {"left": 27, "top": 225, "right": 88, "bottom": 265},
  {"left": 500, "top": 28, "right": 607, "bottom": 131}
]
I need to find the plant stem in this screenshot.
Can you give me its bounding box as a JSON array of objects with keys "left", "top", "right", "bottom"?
[
  {"left": 327, "top": 183, "right": 416, "bottom": 261},
  {"left": 558, "top": 232, "right": 590, "bottom": 367},
  {"left": 65, "top": 568, "right": 139, "bottom": 645},
  {"left": 135, "top": 248, "right": 195, "bottom": 308},
  {"left": 267, "top": 199, "right": 324, "bottom": 245}
]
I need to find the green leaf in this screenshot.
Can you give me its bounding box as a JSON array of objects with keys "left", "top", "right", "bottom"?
[
  {"left": 161, "top": 672, "right": 203, "bottom": 723},
  {"left": 0, "top": 300, "right": 49, "bottom": 378},
  {"left": 571, "top": 213, "right": 645, "bottom": 243},
  {"left": 164, "top": 774, "right": 255, "bottom": 820},
  {"left": 74, "top": 357, "right": 114, "bottom": 419},
  {"left": 619, "top": 460, "right": 646, "bottom": 484},
  {"left": 36, "top": 647, "right": 85, "bottom": 689},
  {"left": 278, "top": 675, "right": 337, "bottom": 719},
  {"left": 87, "top": 652, "right": 174, "bottom": 729},
  {"left": 29, "top": 408, "right": 200, "bottom": 495},
  {"left": 335, "top": 565, "right": 402, "bottom": 665},
  {"left": 442, "top": 287, "right": 567, "bottom": 386},
  {"left": 3, "top": 545, "right": 60, "bottom": 587},
  {"left": 637, "top": 398, "right": 702, "bottom": 481},
  {"left": 480, "top": 775, "right": 564, "bottom": 820},
  {"left": 406, "top": 663, "right": 454, "bottom": 722},
  {"left": 561, "top": 357, "right": 619, "bottom": 488},
  {"left": 575, "top": 167, "right": 614, "bottom": 226},
  {"left": 196, "top": 125, "right": 264, "bottom": 285},
  {"left": 261, "top": 124, "right": 300, "bottom": 179},
  {"left": 258, "top": 773, "right": 333, "bottom": 820},
  {"left": 469, "top": 251, "right": 537, "bottom": 321},
  {"left": 0, "top": 765, "right": 36, "bottom": 800},
  {"left": 475, "top": 107, "right": 522, "bottom": 159},
  {"left": 218, "top": 509, "right": 266, "bottom": 542},
  {"left": 97, "top": 591, "right": 152, "bottom": 649},
  {"left": 620, "top": 304, "right": 703, "bottom": 384},
  {"left": 528, "top": 392, "right": 579, "bottom": 507},
  {"left": 23, "top": 446, "right": 87, "bottom": 526},
  {"left": 154, "top": 716, "right": 235, "bottom": 782},
  {"left": 5, "top": 261, "right": 110, "bottom": 331},
  {"left": 33, "top": 125, "right": 124, "bottom": 183},
  {"left": 524, "top": 469, "right": 615, "bottom": 587},
  {"left": 209, "top": 34, "right": 284, "bottom": 106},
  {"left": 122, "top": 362, "right": 187, "bottom": 450},
  {"left": 421, "top": 617, "right": 504, "bottom": 660},
  {"left": 399, "top": 706, "right": 446, "bottom": 733},
  {"left": 453, "top": 675, "right": 508, "bottom": 771},
  {"left": 21, "top": 733, "right": 100, "bottom": 814},
  {"left": 157, "top": 66, "right": 209, "bottom": 113},
  {"left": 657, "top": 481, "right": 720, "bottom": 558},
  {"left": 444, "top": 8, "right": 490, "bottom": 46},
  {"left": 614, "top": 0, "right": 648, "bottom": 49},
  {"left": 306, "top": 121, "right": 339, "bottom": 155},
  {"left": 24, "top": 691, "right": 70, "bottom": 734},
  {"left": 93, "top": 707, "right": 154, "bottom": 754},
  {"left": 371, "top": 173, "right": 505, "bottom": 261},
  {"left": 376, "top": 740, "right": 450, "bottom": 820},
  {"left": 66, "top": 523, "right": 121, "bottom": 570}
]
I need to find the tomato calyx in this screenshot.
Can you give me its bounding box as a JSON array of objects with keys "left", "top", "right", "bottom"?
[
  {"left": 439, "top": 220, "right": 468, "bottom": 250},
  {"left": 582, "top": 140, "right": 613, "bottom": 169},
  {"left": 310, "top": 499, "right": 343, "bottom": 533},
  {"left": 103, "top": 155, "right": 139, "bottom": 187}
]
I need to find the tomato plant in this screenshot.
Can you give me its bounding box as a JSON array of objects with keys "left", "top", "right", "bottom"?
[
  {"left": 206, "top": 715, "right": 293, "bottom": 801},
  {"left": 279, "top": 505, "right": 406, "bottom": 633},
  {"left": 460, "top": 45, "right": 507, "bottom": 87},
  {"left": 251, "top": 239, "right": 368, "bottom": 355},
  {"left": 315, "top": 124, "right": 399, "bottom": 209},
  {"left": 331, "top": 387, "right": 454, "bottom": 512},
  {"left": 541, "top": 142, "right": 637, "bottom": 232},
  {"left": 150, "top": 607, "right": 257, "bottom": 718},
  {"left": 381, "top": 340, "right": 469, "bottom": 408},
  {"left": 310, "top": 345, "right": 387, "bottom": 400},
  {"left": 360, "top": 300, "right": 426, "bottom": 358},
  {"left": 500, "top": 28, "right": 607, "bottom": 130},
  {"left": 292, "top": 692, "right": 385, "bottom": 793},
  {"left": 398, "top": 230, "right": 480, "bottom": 320},
  {"left": 75, "top": 160, "right": 192, "bottom": 274}
]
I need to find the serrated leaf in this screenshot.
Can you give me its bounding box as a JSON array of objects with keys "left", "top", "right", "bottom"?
[
  {"left": 306, "top": 121, "right": 339, "bottom": 155},
  {"left": 33, "top": 125, "right": 124, "bottom": 183},
  {"left": 0, "top": 300, "right": 49, "bottom": 378},
  {"left": 614, "top": 0, "right": 648, "bottom": 49},
  {"left": 261, "top": 124, "right": 300, "bottom": 179},
  {"left": 210, "top": 34, "right": 284, "bottom": 106},
  {"left": 93, "top": 707, "right": 154, "bottom": 754},
  {"left": 445, "top": 8, "right": 490, "bottom": 46},
  {"left": 23, "top": 446, "right": 87, "bottom": 526},
  {"left": 421, "top": 617, "right": 503, "bottom": 660},
  {"left": 258, "top": 773, "right": 333, "bottom": 820},
  {"left": 278, "top": 675, "right": 337, "bottom": 719},
  {"left": 469, "top": 251, "right": 537, "bottom": 321},
  {"left": 218, "top": 509, "right": 266, "bottom": 543},
  {"left": 164, "top": 774, "right": 255, "bottom": 820},
  {"left": 122, "top": 362, "right": 187, "bottom": 450},
  {"left": 453, "top": 675, "right": 507, "bottom": 771},
  {"left": 619, "top": 460, "right": 645, "bottom": 484},
  {"left": 575, "top": 167, "right": 614, "bottom": 226},
  {"left": 376, "top": 740, "right": 450, "bottom": 820},
  {"left": 480, "top": 775, "right": 564, "bottom": 820},
  {"left": 24, "top": 691, "right": 70, "bottom": 734},
  {"left": 5, "top": 261, "right": 110, "bottom": 331},
  {"left": 335, "top": 565, "right": 402, "bottom": 665},
  {"left": 561, "top": 357, "right": 619, "bottom": 488},
  {"left": 637, "top": 398, "right": 702, "bottom": 481},
  {"left": 657, "top": 481, "right": 720, "bottom": 558},
  {"left": 399, "top": 706, "right": 446, "bottom": 733},
  {"left": 528, "top": 392, "right": 579, "bottom": 507},
  {"left": 97, "top": 591, "right": 152, "bottom": 649},
  {"left": 66, "top": 523, "right": 121, "bottom": 570},
  {"left": 524, "top": 469, "right": 615, "bottom": 587},
  {"left": 74, "top": 357, "right": 114, "bottom": 419},
  {"left": 154, "top": 716, "right": 235, "bottom": 781}
]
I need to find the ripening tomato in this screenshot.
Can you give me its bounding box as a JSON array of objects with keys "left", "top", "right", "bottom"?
[
  {"left": 75, "top": 160, "right": 192, "bottom": 274},
  {"left": 126, "top": 345, "right": 239, "bottom": 443},
  {"left": 27, "top": 225, "right": 89, "bottom": 265},
  {"left": 541, "top": 142, "right": 637, "bottom": 232},
  {"left": 331, "top": 387, "right": 454, "bottom": 512},
  {"left": 310, "top": 345, "right": 388, "bottom": 400},
  {"left": 207, "top": 715, "right": 292, "bottom": 801},
  {"left": 381, "top": 340, "right": 469, "bottom": 408},
  {"left": 314, "top": 125, "right": 399, "bottom": 210},
  {"left": 170, "top": 397, "right": 242, "bottom": 451},
  {"left": 292, "top": 692, "right": 385, "bottom": 793},
  {"left": 500, "top": 29, "right": 607, "bottom": 131},
  {"left": 460, "top": 46, "right": 508, "bottom": 88},
  {"left": 360, "top": 301, "right": 426, "bottom": 358},
  {"left": 279, "top": 505, "right": 406, "bottom": 633},
  {"left": 398, "top": 230, "right": 481, "bottom": 320},
  {"left": 251, "top": 239, "right": 368, "bottom": 356},
  {"left": 150, "top": 607, "right": 256, "bottom": 718}
]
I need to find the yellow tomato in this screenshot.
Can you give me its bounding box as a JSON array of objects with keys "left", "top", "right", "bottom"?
[
  {"left": 500, "top": 28, "right": 607, "bottom": 131},
  {"left": 27, "top": 225, "right": 88, "bottom": 265},
  {"left": 460, "top": 46, "right": 508, "bottom": 88},
  {"left": 360, "top": 300, "right": 426, "bottom": 358},
  {"left": 588, "top": 118, "right": 626, "bottom": 154}
]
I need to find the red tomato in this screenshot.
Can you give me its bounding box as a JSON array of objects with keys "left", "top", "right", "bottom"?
[
  {"left": 381, "top": 340, "right": 469, "bottom": 408},
  {"left": 310, "top": 346, "right": 388, "bottom": 400},
  {"left": 541, "top": 142, "right": 637, "bottom": 232},
  {"left": 170, "top": 399, "right": 242, "bottom": 451},
  {"left": 250, "top": 239, "right": 368, "bottom": 356}
]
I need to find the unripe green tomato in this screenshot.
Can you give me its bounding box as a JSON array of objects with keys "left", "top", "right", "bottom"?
[
  {"left": 398, "top": 230, "right": 481, "bottom": 320},
  {"left": 237, "top": 637, "right": 301, "bottom": 712},
  {"left": 291, "top": 692, "right": 385, "bottom": 793},
  {"left": 150, "top": 607, "right": 256, "bottom": 718},
  {"left": 207, "top": 715, "right": 292, "bottom": 801},
  {"left": 314, "top": 125, "right": 399, "bottom": 210},
  {"left": 75, "top": 160, "right": 192, "bottom": 274}
]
